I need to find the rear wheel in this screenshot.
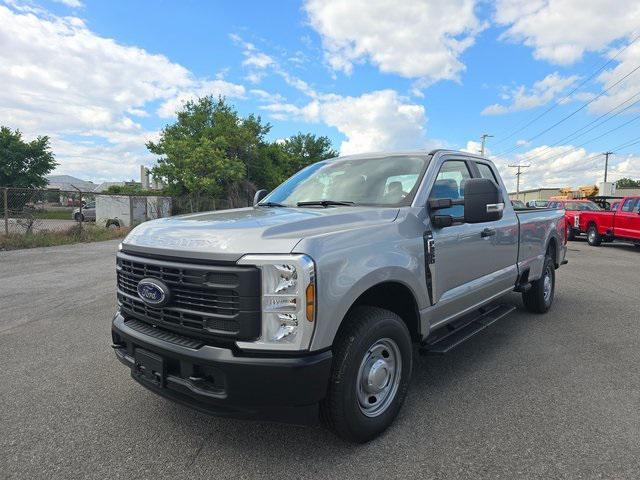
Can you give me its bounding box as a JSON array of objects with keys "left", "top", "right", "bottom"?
[
  {"left": 321, "top": 306, "right": 413, "bottom": 443},
  {"left": 587, "top": 225, "right": 602, "bottom": 246},
  {"left": 74, "top": 212, "right": 84, "bottom": 222},
  {"left": 523, "top": 255, "right": 555, "bottom": 314}
]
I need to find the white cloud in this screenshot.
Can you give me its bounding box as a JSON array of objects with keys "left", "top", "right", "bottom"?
[
  {"left": 263, "top": 90, "right": 427, "bottom": 154},
  {"left": 304, "top": 0, "right": 484, "bottom": 85},
  {"left": 52, "top": 0, "right": 83, "bottom": 7},
  {"left": 494, "top": 0, "right": 640, "bottom": 65},
  {"left": 243, "top": 51, "right": 275, "bottom": 69},
  {"left": 462, "top": 140, "right": 482, "bottom": 155},
  {"left": 0, "top": 4, "right": 244, "bottom": 181},
  {"left": 482, "top": 72, "right": 578, "bottom": 115},
  {"left": 589, "top": 40, "right": 640, "bottom": 114},
  {"left": 490, "top": 145, "right": 640, "bottom": 191},
  {"left": 156, "top": 79, "right": 245, "bottom": 118}
]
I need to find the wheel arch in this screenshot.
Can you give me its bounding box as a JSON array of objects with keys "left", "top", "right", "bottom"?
[{"left": 333, "top": 280, "right": 422, "bottom": 346}]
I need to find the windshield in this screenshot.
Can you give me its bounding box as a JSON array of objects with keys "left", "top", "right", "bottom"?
[
  {"left": 565, "top": 201, "right": 600, "bottom": 211},
  {"left": 263, "top": 155, "right": 429, "bottom": 207}
]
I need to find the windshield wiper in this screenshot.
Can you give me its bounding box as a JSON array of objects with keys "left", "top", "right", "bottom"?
[
  {"left": 258, "top": 201, "right": 287, "bottom": 207},
  {"left": 297, "top": 200, "right": 355, "bottom": 207}
]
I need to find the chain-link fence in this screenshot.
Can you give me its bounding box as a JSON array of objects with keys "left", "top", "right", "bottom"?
[{"left": 1, "top": 186, "right": 255, "bottom": 237}]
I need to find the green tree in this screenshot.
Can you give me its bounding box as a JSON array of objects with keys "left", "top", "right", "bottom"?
[
  {"left": 0, "top": 126, "right": 57, "bottom": 187},
  {"left": 148, "top": 97, "right": 254, "bottom": 208},
  {"left": 148, "top": 97, "right": 338, "bottom": 209},
  {"left": 278, "top": 133, "right": 338, "bottom": 179},
  {"left": 616, "top": 177, "right": 640, "bottom": 188}
]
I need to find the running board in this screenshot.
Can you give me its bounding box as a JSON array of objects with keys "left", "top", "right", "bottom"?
[{"left": 420, "top": 304, "right": 516, "bottom": 354}]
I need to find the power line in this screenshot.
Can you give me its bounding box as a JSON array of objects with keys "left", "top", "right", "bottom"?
[
  {"left": 577, "top": 136, "right": 640, "bottom": 169},
  {"left": 491, "top": 32, "right": 640, "bottom": 149},
  {"left": 495, "top": 63, "right": 640, "bottom": 157},
  {"left": 514, "top": 89, "right": 640, "bottom": 164},
  {"left": 497, "top": 109, "right": 640, "bottom": 167}
]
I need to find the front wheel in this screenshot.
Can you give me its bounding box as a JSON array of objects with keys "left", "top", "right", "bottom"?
[
  {"left": 321, "top": 306, "right": 413, "bottom": 443},
  {"left": 523, "top": 255, "right": 555, "bottom": 314},
  {"left": 587, "top": 225, "right": 602, "bottom": 246},
  {"left": 567, "top": 226, "right": 576, "bottom": 241}
]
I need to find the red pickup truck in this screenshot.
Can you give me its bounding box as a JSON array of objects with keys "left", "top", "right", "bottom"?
[
  {"left": 576, "top": 196, "right": 640, "bottom": 247},
  {"left": 547, "top": 199, "right": 601, "bottom": 241}
]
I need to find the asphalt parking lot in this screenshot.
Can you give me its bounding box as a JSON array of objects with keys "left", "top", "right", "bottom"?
[{"left": 1, "top": 239, "right": 639, "bottom": 479}]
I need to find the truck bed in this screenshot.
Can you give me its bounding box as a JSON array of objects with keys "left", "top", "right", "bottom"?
[{"left": 515, "top": 208, "right": 565, "bottom": 281}]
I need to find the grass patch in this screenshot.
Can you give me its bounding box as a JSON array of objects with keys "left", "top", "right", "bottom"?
[
  {"left": 0, "top": 224, "right": 129, "bottom": 250},
  {"left": 32, "top": 209, "right": 74, "bottom": 220}
]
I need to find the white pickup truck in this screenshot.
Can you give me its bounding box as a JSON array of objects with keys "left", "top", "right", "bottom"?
[{"left": 111, "top": 150, "right": 567, "bottom": 442}]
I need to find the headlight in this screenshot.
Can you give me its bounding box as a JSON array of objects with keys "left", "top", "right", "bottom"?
[{"left": 236, "top": 254, "right": 316, "bottom": 351}]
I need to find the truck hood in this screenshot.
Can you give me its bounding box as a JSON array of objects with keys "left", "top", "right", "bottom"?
[{"left": 122, "top": 206, "right": 399, "bottom": 262}]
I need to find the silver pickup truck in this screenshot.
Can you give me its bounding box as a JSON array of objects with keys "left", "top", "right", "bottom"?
[{"left": 111, "top": 149, "right": 566, "bottom": 442}]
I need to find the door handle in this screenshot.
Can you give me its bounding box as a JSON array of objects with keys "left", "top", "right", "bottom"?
[{"left": 481, "top": 228, "right": 496, "bottom": 238}]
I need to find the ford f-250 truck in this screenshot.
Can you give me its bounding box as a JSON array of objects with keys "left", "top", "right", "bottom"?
[
  {"left": 111, "top": 150, "right": 567, "bottom": 442},
  {"left": 575, "top": 196, "right": 640, "bottom": 247}
]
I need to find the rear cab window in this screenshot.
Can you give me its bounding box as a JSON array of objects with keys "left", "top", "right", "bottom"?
[{"left": 475, "top": 162, "right": 497, "bottom": 182}]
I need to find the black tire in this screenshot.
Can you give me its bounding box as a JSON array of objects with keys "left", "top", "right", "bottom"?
[
  {"left": 74, "top": 212, "right": 84, "bottom": 222},
  {"left": 567, "top": 227, "right": 576, "bottom": 241},
  {"left": 321, "top": 306, "right": 413, "bottom": 443},
  {"left": 106, "top": 220, "right": 120, "bottom": 229},
  {"left": 522, "top": 255, "right": 555, "bottom": 314},
  {"left": 587, "top": 225, "right": 602, "bottom": 246}
]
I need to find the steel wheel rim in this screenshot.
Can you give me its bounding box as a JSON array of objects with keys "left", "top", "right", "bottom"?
[
  {"left": 543, "top": 265, "right": 553, "bottom": 303},
  {"left": 356, "top": 338, "right": 402, "bottom": 417},
  {"left": 588, "top": 229, "right": 595, "bottom": 242}
]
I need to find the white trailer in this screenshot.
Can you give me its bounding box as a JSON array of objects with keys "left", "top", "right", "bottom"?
[{"left": 96, "top": 195, "right": 172, "bottom": 228}]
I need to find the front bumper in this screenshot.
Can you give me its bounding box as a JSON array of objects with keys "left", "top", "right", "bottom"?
[{"left": 111, "top": 313, "right": 332, "bottom": 425}]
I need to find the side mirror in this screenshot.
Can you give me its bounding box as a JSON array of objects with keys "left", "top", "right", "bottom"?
[
  {"left": 464, "top": 178, "right": 504, "bottom": 223},
  {"left": 253, "top": 189, "right": 268, "bottom": 206}
]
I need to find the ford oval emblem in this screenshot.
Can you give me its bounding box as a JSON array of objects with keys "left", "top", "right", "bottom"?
[{"left": 137, "top": 278, "right": 170, "bottom": 307}]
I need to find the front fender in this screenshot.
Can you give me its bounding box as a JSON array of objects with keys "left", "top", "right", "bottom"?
[{"left": 293, "top": 212, "right": 428, "bottom": 351}]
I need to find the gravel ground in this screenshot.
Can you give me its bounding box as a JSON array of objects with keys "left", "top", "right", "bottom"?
[{"left": 1, "top": 239, "right": 639, "bottom": 479}]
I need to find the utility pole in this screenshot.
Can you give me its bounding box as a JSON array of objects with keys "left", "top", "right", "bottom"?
[
  {"left": 480, "top": 133, "right": 493, "bottom": 156},
  {"left": 603, "top": 151, "right": 613, "bottom": 183},
  {"left": 508, "top": 164, "right": 530, "bottom": 200}
]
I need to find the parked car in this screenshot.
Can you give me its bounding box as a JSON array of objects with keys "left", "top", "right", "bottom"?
[
  {"left": 547, "top": 199, "right": 601, "bottom": 240},
  {"left": 111, "top": 149, "right": 567, "bottom": 442},
  {"left": 575, "top": 196, "right": 640, "bottom": 247},
  {"left": 72, "top": 202, "right": 96, "bottom": 222},
  {"left": 526, "top": 200, "right": 549, "bottom": 208}
]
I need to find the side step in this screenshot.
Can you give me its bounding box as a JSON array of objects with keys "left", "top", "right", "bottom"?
[{"left": 420, "top": 304, "right": 516, "bottom": 354}]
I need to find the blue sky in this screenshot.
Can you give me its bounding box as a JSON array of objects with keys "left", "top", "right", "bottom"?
[{"left": 1, "top": 0, "right": 639, "bottom": 190}]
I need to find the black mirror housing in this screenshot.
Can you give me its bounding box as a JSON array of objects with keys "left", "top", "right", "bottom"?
[
  {"left": 253, "top": 189, "right": 269, "bottom": 206},
  {"left": 464, "top": 178, "right": 504, "bottom": 223}
]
